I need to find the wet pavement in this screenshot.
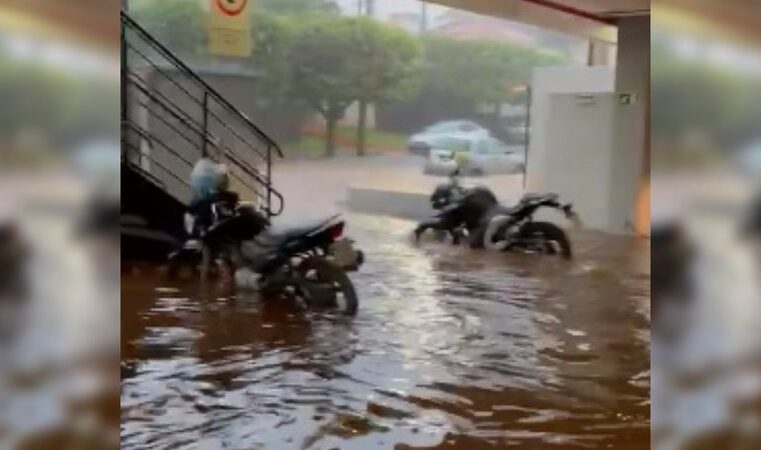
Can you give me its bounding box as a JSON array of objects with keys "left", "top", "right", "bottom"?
[{"left": 121, "top": 212, "right": 650, "bottom": 449}]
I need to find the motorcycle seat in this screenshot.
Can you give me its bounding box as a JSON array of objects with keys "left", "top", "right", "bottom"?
[
  {"left": 256, "top": 215, "right": 339, "bottom": 248},
  {"left": 521, "top": 192, "right": 558, "bottom": 203}
]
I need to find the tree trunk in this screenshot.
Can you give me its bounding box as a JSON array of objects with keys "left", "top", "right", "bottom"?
[
  {"left": 356, "top": 100, "right": 368, "bottom": 156},
  {"left": 325, "top": 118, "right": 337, "bottom": 157}
]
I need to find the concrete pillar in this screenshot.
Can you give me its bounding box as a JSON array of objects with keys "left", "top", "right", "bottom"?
[
  {"left": 611, "top": 16, "right": 650, "bottom": 235},
  {"left": 587, "top": 39, "right": 616, "bottom": 66}
]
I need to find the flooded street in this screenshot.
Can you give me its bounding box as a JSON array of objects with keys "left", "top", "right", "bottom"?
[
  {"left": 0, "top": 171, "right": 120, "bottom": 449},
  {"left": 121, "top": 212, "right": 650, "bottom": 449}
]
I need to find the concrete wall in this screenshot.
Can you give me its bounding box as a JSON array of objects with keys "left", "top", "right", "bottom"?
[
  {"left": 527, "top": 66, "right": 615, "bottom": 192},
  {"left": 542, "top": 92, "right": 618, "bottom": 231},
  {"left": 527, "top": 16, "right": 649, "bottom": 234}
]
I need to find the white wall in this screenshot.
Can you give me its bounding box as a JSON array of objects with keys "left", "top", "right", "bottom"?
[
  {"left": 527, "top": 66, "right": 615, "bottom": 192},
  {"left": 527, "top": 16, "right": 650, "bottom": 234},
  {"left": 542, "top": 92, "right": 619, "bottom": 231}
]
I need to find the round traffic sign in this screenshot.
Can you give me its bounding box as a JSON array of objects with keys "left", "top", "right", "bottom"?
[{"left": 216, "top": 0, "right": 248, "bottom": 17}]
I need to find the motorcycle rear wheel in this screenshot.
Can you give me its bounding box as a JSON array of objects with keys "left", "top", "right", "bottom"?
[
  {"left": 297, "top": 256, "right": 359, "bottom": 316},
  {"left": 518, "top": 221, "right": 573, "bottom": 259}
]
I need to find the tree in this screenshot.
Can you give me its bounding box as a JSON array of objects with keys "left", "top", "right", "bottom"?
[
  {"left": 249, "top": 13, "right": 300, "bottom": 109},
  {"left": 130, "top": 0, "right": 206, "bottom": 56},
  {"left": 346, "top": 18, "right": 421, "bottom": 155},
  {"left": 289, "top": 18, "right": 357, "bottom": 156},
  {"left": 244, "top": 13, "right": 314, "bottom": 141},
  {"left": 651, "top": 31, "right": 761, "bottom": 164},
  {"left": 256, "top": 0, "right": 339, "bottom": 16},
  {"left": 375, "top": 36, "right": 563, "bottom": 136},
  {"left": 0, "top": 61, "right": 76, "bottom": 141},
  {"left": 289, "top": 17, "right": 421, "bottom": 157},
  {"left": 423, "top": 36, "right": 563, "bottom": 112}
]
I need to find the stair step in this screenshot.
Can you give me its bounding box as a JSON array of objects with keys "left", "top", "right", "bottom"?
[
  {"left": 121, "top": 225, "right": 177, "bottom": 245},
  {"left": 121, "top": 214, "right": 149, "bottom": 227}
]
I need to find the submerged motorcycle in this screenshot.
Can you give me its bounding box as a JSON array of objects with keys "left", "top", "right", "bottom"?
[
  {"left": 168, "top": 194, "right": 364, "bottom": 315},
  {"left": 415, "top": 170, "right": 577, "bottom": 258},
  {"left": 482, "top": 193, "right": 575, "bottom": 258}
]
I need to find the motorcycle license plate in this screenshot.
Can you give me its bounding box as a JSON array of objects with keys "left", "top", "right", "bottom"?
[{"left": 329, "top": 238, "right": 362, "bottom": 270}]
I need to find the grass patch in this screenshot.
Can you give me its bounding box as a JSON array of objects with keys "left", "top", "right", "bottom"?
[
  {"left": 284, "top": 126, "right": 408, "bottom": 157},
  {"left": 284, "top": 136, "right": 326, "bottom": 157},
  {"left": 337, "top": 126, "right": 408, "bottom": 152}
]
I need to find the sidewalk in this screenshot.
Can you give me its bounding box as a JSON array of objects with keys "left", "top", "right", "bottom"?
[{"left": 273, "top": 153, "right": 525, "bottom": 221}]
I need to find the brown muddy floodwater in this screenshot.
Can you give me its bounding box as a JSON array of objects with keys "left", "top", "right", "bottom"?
[{"left": 121, "top": 214, "right": 650, "bottom": 450}]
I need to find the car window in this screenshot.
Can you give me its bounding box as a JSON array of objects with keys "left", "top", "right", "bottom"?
[
  {"left": 431, "top": 136, "right": 460, "bottom": 150},
  {"left": 459, "top": 123, "right": 478, "bottom": 132},
  {"left": 430, "top": 136, "right": 470, "bottom": 152},
  {"left": 425, "top": 122, "right": 456, "bottom": 133},
  {"left": 487, "top": 138, "right": 512, "bottom": 154},
  {"left": 473, "top": 139, "right": 490, "bottom": 154}
]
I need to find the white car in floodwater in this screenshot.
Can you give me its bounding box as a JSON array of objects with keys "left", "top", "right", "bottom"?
[
  {"left": 424, "top": 135, "right": 525, "bottom": 176},
  {"left": 408, "top": 120, "right": 490, "bottom": 156}
]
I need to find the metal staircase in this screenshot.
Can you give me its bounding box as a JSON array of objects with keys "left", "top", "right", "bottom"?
[{"left": 121, "top": 11, "right": 284, "bottom": 259}]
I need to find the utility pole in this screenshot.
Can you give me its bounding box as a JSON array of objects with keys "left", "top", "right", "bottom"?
[
  {"left": 420, "top": 2, "right": 429, "bottom": 34},
  {"left": 356, "top": 0, "right": 374, "bottom": 156}
]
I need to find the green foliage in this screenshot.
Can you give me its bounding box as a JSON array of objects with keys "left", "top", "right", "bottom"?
[
  {"left": 288, "top": 16, "right": 422, "bottom": 155},
  {"left": 0, "top": 58, "right": 118, "bottom": 146},
  {"left": 255, "top": 0, "right": 339, "bottom": 16},
  {"left": 346, "top": 17, "right": 422, "bottom": 103},
  {"left": 0, "top": 62, "right": 75, "bottom": 139},
  {"left": 249, "top": 13, "right": 301, "bottom": 108},
  {"left": 422, "top": 36, "right": 563, "bottom": 108},
  {"left": 289, "top": 17, "right": 363, "bottom": 120},
  {"left": 131, "top": 0, "right": 206, "bottom": 56},
  {"left": 651, "top": 31, "right": 761, "bottom": 154}
]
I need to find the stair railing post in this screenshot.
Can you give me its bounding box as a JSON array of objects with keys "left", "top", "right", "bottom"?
[
  {"left": 266, "top": 144, "right": 272, "bottom": 216},
  {"left": 202, "top": 91, "right": 209, "bottom": 158},
  {"left": 121, "top": 13, "right": 128, "bottom": 161}
]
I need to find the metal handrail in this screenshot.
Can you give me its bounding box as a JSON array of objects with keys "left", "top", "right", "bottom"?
[
  {"left": 121, "top": 9, "right": 285, "bottom": 217},
  {"left": 124, "top": 41, "right": 272, "bottom": 164},
  {"left": 121, "top": 11, "right": 283, "bottom": 157},
  {"left": 126, "top": 71, "right": 282, "bottom": 213}
]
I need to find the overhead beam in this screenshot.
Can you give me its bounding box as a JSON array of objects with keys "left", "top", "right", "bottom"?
[{"left": 424, "top": 0, "right": 618, "bottom": 44}]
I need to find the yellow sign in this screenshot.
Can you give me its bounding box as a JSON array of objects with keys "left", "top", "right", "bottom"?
[{"left": 209, "top": 0, "right": 251, "bottom": 57}]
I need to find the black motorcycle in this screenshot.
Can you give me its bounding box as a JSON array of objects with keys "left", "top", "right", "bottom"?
[
  {"left": 415, "top": 171, "right": 576, "bottom": 258},
  {"left": 415, "top": 171, "right": 497, "bottom": 245},
  {"left": 168, "top": 197, "right": 364, "bottom": 315},
  {"left": 482, "top": 193, "right": 575, "bottom": 258}
]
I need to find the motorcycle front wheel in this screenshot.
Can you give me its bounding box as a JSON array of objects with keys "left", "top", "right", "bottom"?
[{"left": 296, "top": 256, "right": 359, "bottom": 316}]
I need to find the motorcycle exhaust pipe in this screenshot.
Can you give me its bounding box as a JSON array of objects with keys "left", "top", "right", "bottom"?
[{"left": 484, "top": 214, "right": 513, "bottom": 251}]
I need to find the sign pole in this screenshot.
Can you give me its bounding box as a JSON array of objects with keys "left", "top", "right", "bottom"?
[{"left": 523, "top": 86, "right": 531, "bottom": 190}]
